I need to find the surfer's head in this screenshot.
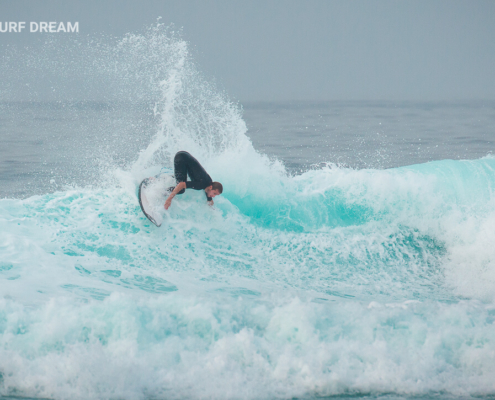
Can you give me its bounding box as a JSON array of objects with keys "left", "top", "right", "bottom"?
[{"left": 206, "top": 182, "right": 223, "bottom": 198}]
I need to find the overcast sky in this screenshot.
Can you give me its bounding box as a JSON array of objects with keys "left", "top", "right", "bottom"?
[{"left": 1, "top": 0, "right": 494, "bottom": 102}]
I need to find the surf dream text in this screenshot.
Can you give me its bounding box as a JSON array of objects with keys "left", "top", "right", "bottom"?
[{"left": 0, "top": 22, "right": 79, "bottom": 33}]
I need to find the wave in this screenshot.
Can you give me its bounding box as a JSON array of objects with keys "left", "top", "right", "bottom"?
[{"left": 2, "top": 157, "right": 495, "bottom": 302}]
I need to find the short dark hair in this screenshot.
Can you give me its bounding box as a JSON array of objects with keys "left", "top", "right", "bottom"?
[{"left": 211, "top": 182, "right": 223, "bottom": 194}]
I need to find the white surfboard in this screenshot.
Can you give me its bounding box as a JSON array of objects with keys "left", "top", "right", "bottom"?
[{"left": 138, "top": 173, "right": 176, "bottom": 227}]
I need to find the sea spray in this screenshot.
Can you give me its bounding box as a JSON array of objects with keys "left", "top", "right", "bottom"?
[{"left": 0, "top": 22, "right": 258, "bottom": 194}]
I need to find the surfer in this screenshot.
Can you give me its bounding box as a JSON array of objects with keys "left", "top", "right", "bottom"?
[{"left": 164, "top": 151, "right": 223, "bottom": 210}]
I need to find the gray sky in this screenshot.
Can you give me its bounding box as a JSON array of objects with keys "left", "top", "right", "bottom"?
[{"left": 1, "top": 0, "right": 495, "bottom": 102}]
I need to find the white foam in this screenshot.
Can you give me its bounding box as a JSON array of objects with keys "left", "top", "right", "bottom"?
[{"left": 1, "top": 295, "right": 495, "bottom": 399}]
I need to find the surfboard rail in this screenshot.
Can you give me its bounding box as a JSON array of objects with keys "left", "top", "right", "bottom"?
[{"left": 138, "top": 178, "right": 162, "bottom": 227}]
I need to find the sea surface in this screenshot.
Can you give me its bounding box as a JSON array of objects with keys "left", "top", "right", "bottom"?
[{"left": 1, "top": 25, "right": 495, "bottom": 400}]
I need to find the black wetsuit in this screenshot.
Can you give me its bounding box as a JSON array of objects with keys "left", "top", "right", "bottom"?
[{"left": 171, "top": 151, "right": 213, "bottom": 201}]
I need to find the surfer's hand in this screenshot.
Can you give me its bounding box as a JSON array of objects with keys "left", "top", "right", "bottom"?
[
  {"left": 207, "top": 200, "right": 214, "bottom": 206},
  {"left": 164, "top": 182, "right": 184, "bottom": 210}
]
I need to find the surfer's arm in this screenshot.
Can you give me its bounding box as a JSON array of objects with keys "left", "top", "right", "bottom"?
[{"left": 164, "top": 182, "right": 186, "bottom": 210}]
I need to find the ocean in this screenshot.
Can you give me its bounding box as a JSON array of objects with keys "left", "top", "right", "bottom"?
[{"left": 1, "top": 25, "right": 495, "bottom": 400}]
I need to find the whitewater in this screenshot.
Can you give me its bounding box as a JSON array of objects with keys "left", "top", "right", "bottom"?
[{"left": 1, "top": 24, "right": 495, "bottom": 400}]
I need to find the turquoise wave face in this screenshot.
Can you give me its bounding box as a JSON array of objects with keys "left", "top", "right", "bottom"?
[{"left": 227, "top": 158, "right": 495, "bottom": 232}]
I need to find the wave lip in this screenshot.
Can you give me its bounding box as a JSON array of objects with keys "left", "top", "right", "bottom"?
[{"left": 229, "top": 157, "right": 495, "bottom": 231}]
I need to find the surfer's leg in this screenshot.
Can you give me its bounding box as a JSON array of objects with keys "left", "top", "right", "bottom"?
[
  {"left": 174, "top": 152, "right": 188, "bottom": 182},
  {"left": 173, "top": 151, "right": 191, "bottom": 194},
  {"left": 176, "top": 151, "right": 207, "bottom": 182}
]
